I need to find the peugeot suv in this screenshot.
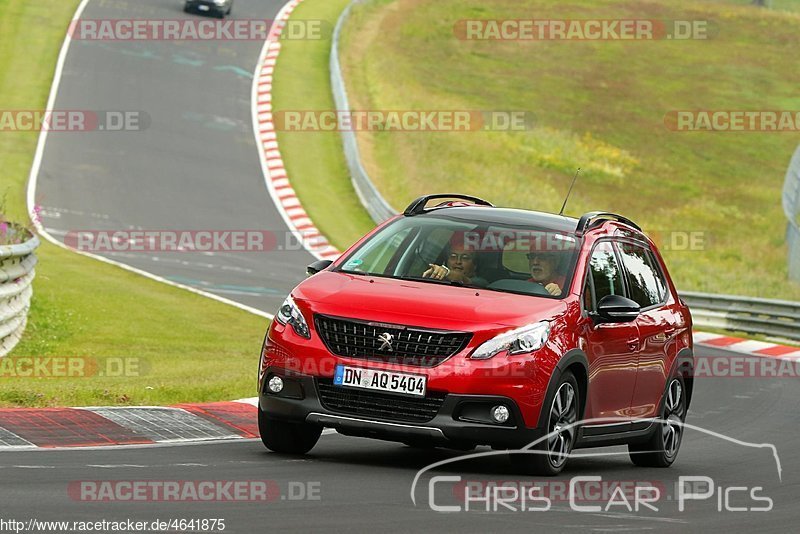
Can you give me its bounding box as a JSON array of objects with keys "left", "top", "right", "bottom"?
[{"left": 258, "top": 195, "right": 694, "bottom": 475}]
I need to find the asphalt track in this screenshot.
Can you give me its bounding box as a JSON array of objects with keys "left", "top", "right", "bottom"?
[
  {"left": 0, "top": 345, "right": 796, "bottom": 533},
  {"left": 33, "top": 0, "right": 314, "bottom": 314}
]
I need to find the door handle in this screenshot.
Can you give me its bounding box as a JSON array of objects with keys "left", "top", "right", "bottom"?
[{"left": 627, "top": 338, "right": 639, "bottom": 352}]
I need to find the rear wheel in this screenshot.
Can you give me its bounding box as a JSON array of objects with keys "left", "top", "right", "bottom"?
[
  {"left": 629, "top": 376, "right": 686, "bottom": 467},
  {"left": 258, "top": 407, "right": 321, "bottom": 454},
  {"left": 511, "top": 371, "right": 579, "bottom": 476}
]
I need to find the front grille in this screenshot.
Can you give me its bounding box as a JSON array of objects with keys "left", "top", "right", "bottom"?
[
  {"left": 314, "top": 315, "right": 471, "bottom": 367},
  {"left": 316, "top": 379, "right": 446, "bottom": 423}
]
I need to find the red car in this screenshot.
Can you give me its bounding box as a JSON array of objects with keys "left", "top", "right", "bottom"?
[{"left": 258, "top": 195, "right": 694, "bottom": 475}]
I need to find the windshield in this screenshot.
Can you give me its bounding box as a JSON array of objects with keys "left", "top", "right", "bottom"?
[{"left": 336, "top": 213, "right": 580, "bottom": 298}]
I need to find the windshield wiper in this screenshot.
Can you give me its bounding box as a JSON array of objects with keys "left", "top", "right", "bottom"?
[
  {"left": 400, "top": 275, "right": 464, "bottom": 287},
  {"left": 338, "top": 269, "right": 370, "bottom": 276}
]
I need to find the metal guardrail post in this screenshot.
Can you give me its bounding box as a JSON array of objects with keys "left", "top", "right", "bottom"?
[
  {"left": 330, "top": 0, "right": 399, "bottom": 224},
  {"left": 0, "top": 231, "right": 39, "bottom": 358},
  {"left": 783, "top": 145, "right": 800, "bottom": 282}
]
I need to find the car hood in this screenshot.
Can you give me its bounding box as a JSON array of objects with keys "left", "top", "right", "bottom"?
[{"left": 292, "top": 271, "right": 567, "bottom": 330}]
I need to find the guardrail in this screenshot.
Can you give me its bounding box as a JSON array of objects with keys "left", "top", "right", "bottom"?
[
  {"left": 783, "top": 145, "right": 800, "bottom": 282},
  {"left": 0, "top": 232, "right": 39, "bottom": 358},
  {"left": 681, "top": 291, "right": 800, "bottom": 342},
  {"left": 330, "top": 0, "right": 398, "bottom": 224}
]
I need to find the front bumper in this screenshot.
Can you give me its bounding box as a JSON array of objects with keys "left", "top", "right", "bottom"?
[{"left": 260, "top": 368, "right": 546, "bottom": 449}]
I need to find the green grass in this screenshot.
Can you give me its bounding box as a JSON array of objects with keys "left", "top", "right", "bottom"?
[
  {"left": 336, "top": 0, "right": 800, "bottom": 300},
  {"left": 271, "top": 0, "right": 376, "bottom": 251},
  {"left": 0, "top": 0, "right": 269, "bottom": 407}
]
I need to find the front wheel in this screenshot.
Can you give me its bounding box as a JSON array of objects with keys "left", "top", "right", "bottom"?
[
  {"left": 629, "top": 376, "right": 687, "bottom": 467},
  {"left": 511, "top": 370, "right": 580, "bottom": 476},
  {"left": 258, "top": 407, "right": 321, "bottom": 454}
]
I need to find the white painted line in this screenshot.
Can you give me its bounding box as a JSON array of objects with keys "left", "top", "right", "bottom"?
[{"left": 232, "top": 397, "right": 259, "bottom": 407}]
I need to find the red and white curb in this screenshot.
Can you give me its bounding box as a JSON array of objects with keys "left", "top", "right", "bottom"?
[
  {"left": 2, "top": 331, "right": 797, "bottom": 450},
  {"left": 252, "top": 0, "right": 341, "bottom": 262},
  {"left": 0, "top": 400, "right": 261, "bottom": 450},
  {"left": 693, "top": 332, "right": 800, "bottom": 360}
]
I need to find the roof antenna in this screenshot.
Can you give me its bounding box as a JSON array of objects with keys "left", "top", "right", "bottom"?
[{"left": 559, "top": 167, "right": 581, "bottom": 216}]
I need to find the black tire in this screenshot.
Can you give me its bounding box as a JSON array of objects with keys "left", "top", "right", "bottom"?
[
  {"left": 510, "top": 370, "right": 580, "bottom": 476},
  {"left": 629, "top": 375, "right": 687, "bottom": 467},
  {"left": 258, "top": 407, "right": 321, "bottom": 454}
]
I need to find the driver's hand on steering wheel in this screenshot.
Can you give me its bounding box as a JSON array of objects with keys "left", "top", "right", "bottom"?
[
  {"left": 545, "top": 283, "right": 562, "bottom": 296},
  {"left": 423, "top": 264, "right": 450, "bottom": 280}
]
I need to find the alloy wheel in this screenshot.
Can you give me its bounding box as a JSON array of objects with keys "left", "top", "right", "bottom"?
[
  {"left": 662, "top": 379, "right": 685, "bottom": 459},
  {"left": 548, "top": 382, "right": 577, "bottom": 468}
]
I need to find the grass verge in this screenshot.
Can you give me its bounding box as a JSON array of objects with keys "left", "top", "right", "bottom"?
[
  {"left": 271, "top": 0, "right": 376, "bottom": 251},
  {"left": 337, "top": 0, "right": 800, "bottom": 300},
  {"left": 0, "top": 0, "right": 268, "bottom": 407}
]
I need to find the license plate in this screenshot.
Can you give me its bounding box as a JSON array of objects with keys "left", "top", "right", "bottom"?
[
  {"left": 198, "top": 5, "right": 210, "bottom": 10},
  {"left": 333, "top": 365, "right": 426, "bottom": 397}
]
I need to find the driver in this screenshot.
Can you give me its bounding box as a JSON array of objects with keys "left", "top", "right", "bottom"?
[
  {"left": 527, "top": 245, "right": 566, "bottom": 296},
  {"left": 423, "top": 231, "right": 485, "bottom": 286}
]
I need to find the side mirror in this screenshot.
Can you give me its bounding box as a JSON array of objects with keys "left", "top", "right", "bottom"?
[
  {"left": 592, "top": 294, "right": 640, "bottom": 324},
  {"left": 307, "top": 259, "right": 333, "bottom": 276}
]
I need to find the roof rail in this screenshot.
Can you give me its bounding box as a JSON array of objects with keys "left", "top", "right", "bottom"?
[
  {"left": 403, "top": 194, "right": 494, "bottom": 216},
  {"left": 575, "top": 211, "right": 641, "bottom": 236}
]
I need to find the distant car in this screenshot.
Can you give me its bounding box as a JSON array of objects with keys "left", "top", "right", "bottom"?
[
  {"left": 184, "top": 0, "right": 232, "bottom": 18},
  {"left": 258, "top": 194, "right": 694, "bottom": 475}
]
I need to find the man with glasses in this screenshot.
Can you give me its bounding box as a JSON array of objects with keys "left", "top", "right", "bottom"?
[{"left": 527, "top": 249, "right": 565, "bottom": 296}]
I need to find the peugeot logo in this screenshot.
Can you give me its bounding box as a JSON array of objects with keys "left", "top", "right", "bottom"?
[{"left": 377, "top": 332, "right": 394, "bottom": 352}]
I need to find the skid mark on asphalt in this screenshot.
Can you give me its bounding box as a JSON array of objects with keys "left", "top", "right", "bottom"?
[
  {"left": 39, "top": 207, "right": 111, "bottom": 220},
  {"left": 166, "top": 275, "right": 283, "bottom": 295},
  {"left": 75, "top": 41, "right": 254, "bottom": 81}
]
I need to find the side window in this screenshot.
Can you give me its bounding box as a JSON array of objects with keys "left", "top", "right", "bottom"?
[
  {"left": 615, "top": 243, "right": 665, "bottom": 309},
  {"left": 586, "top": 241, "right": 625, "bottom": 312}
]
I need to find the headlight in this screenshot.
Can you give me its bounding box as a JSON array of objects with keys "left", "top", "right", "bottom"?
[
  {"left": 275, "top": 295, "right": 311, "bottom": 339},
  {"left": 470, "top": 321, "right": 550, "bottom": 360}
]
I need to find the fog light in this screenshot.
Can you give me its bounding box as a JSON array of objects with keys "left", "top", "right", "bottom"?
[
  {"left": 268, "top": 376, "right": 284, "bottom": 394},
  {"left": 491, "top": 405, "right": 510, "bottom": 424}
]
